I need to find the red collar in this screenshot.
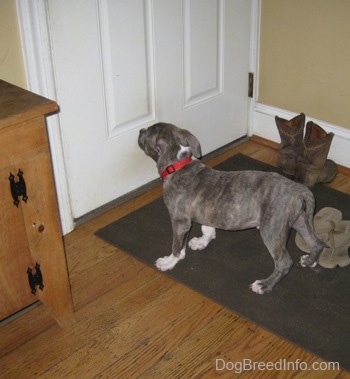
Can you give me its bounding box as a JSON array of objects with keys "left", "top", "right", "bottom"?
[{"left": 160, "top": 156, "right": 193, "bottom": 179}]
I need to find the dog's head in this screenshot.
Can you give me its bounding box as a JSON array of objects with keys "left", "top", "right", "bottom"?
[{"left": 138, "top": 123, "right": 202, "bottom": 171}]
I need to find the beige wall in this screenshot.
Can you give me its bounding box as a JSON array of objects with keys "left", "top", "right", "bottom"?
[
  {"left": 0, "top": 0, "right": 27, "bottom": 89},
  {"left": 259, "top": 0, "right": 350, "bottom": 130}
]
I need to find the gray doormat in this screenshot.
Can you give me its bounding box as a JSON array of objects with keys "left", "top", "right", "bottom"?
[{"left": 96, "top": 154, "right": 350, "bottom": 370}]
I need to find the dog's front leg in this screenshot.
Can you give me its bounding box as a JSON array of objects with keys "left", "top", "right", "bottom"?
[
  {"left": 189, "top": 225, "right": 216, "bottom": 250},
  {"left": 155, "top": 220, "right": 191, "bottom": 271}
]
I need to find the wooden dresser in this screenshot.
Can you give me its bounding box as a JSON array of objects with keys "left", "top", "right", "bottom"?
[{"left": 0, "top": 80, "right": 74, "bottom": 326}]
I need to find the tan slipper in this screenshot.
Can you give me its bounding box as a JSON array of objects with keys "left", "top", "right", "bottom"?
[
  {"left": 318, "top": 220, "right": 350, "bottom": 268},
  {"left": 295, "top": 207, "right": 342, "bottom": 252}
]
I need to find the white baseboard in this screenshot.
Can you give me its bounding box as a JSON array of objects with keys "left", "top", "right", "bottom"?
[{"left": 251, "top": 103, "right": 350, "bottom": 168}]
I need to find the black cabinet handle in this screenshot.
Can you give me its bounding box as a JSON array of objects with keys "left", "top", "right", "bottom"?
[{"left": 9, "top": 169, "right": 28, "bottom": 207}]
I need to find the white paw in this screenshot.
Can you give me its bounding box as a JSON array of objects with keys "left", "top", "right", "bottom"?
[
  {"left": 188, "top": 237, "right": 208, "bottom": 250},
  {"left": 300, "top": 254, "right": 318, "bottom": 268},
  {"left": 250, "top": 280, "right": 265, "bottom": 295},
  {"left": 155, "top": 249, "right": 185, "bottom": 271},
  {"left": 300, "top": 255, "right": 307, "bottom": 267},
  {"left": 188, "top": 226, "right": 216, "bottom": 250}
]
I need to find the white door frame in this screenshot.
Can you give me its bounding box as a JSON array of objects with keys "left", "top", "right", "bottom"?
[
  {"left": 16, "top": 0, "right": 261, "bottom": 235},
  {"left": 17, "top": 0, "right": 75, "bottom": 234}
]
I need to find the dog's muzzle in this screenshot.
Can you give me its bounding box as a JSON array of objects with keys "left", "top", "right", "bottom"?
[{"left": 138, "top": 128, "right": 147, "bottom": 149}]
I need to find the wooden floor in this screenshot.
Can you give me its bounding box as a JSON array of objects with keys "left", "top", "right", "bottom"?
[{"left": 1, "top": 139, "right": 350, "bottom": 378}]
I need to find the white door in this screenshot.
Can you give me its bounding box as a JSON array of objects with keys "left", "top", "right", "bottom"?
[{"left": 44, "top": 0, "right": 252, "bottom": 220}]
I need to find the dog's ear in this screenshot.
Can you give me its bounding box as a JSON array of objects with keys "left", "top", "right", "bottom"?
[
  {"left": 155, "top": 136, "right": 169, "bottom": 155},
  {"left": 177, "top": 129, "right": 202, "bottom": 158}
]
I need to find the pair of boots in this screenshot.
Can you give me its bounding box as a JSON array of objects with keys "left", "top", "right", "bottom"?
[{"left": 275, "top": 113, "right": 337, "bottom": 187}]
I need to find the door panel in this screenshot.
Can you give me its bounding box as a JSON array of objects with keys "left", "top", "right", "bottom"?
[
  {"left": 154, "top": 0, "right": 251, "bottom": 151},
  {"left": 98, "top": 0, "right": 156, "bottom": 136},
  {"left": 46, "top": 0, "right": 252, "bottom": 218},
  {"left": 183, "top": 0, "right": 224, "bottom": 107}
]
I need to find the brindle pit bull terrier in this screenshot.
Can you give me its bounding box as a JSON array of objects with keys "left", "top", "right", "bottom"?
[{"left": 138, "top": 123, "right": 326, "bottom": 294}]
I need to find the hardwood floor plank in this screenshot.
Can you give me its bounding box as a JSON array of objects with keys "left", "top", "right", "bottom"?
[
  {"left": 140, "top": 311, "right": 252, "bottom": 379},
  {"left": 0, "top": 304, "right": 54, "bottom": 357},
  {"left": 70, "top": 291, "right": 223, "bottom": 378},
  {"left": 1, "top": 268, "right": 172, "bottom": 377}
]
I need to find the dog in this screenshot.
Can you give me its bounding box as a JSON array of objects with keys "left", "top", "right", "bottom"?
[{"left": 138, "top": 122, "right": 325, "bottom": 294}]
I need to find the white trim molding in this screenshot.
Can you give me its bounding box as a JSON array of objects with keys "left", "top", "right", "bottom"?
[
  {"left": 252, "top": 102, "right": 350, "bottom": 168},
  {"left": 247, "top": 0, "right": 261, "bottom": 136},
  {"left": 16, "top": 0, "right": 75, "bottom": 235}
]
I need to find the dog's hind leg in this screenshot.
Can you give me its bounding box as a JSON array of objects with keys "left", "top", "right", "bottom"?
[
  {"left": 155, "top": 219, "right": 191, "bottom": 271},
  {"left": 251, "top": 226, "right": 293, "bottom": 294},
  {"left": 188, "top": 225, "right": 216, "bottom": 250},
  {"left": 293, "top": 214, "right": 325, "bottom": 268}
]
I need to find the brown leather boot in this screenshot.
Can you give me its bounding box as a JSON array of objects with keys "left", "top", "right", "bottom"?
[
  {"left": 275, "top": 113, "right": 305, "bottom": 177},
  {"left": 296, "top": 121, "right": 337, "bottom": 187}
]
